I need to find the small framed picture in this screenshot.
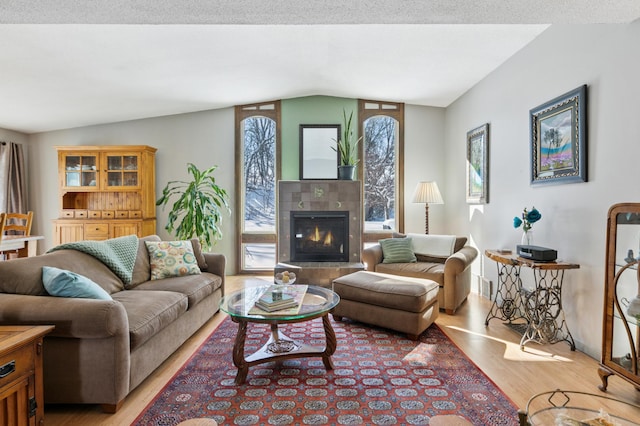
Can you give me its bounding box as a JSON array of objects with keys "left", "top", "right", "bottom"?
[
  {"left": 299, "top": 124, "right": 340, "bottom": 180},
  {"left": 466, "top": 123, "right": 489, "bottom": 204},
  {"left": 530, "top": 85, "right": 587, "bottom": 186}
]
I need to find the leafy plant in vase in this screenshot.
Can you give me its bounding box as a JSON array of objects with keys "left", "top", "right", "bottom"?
[
  {"left": 333, "top": 109, "right": 362, "bottom": 180},
  {"left": 513, "top": 206, "right": 542, "bottom": 246},
  {"left": 156, "top": 163, "right": 231, "bottom": 251}
]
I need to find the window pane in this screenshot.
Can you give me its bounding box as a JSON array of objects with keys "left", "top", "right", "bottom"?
[
  {"left": 243, "top": 243, "right": 276, "bottom": 270},
  {"left": 242, "top": 116, "right": 276, "bottom": 233},
  {"left": 364, "top": 116, "right": 397, "bottom": 232}
]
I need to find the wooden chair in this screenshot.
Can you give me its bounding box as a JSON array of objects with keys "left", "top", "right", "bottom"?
[
  {"left": 0, "top": 211, "right": 33, "bottom": 260},
  {"left": 3, "top": 211, "right": 33, "bottom": 236}
]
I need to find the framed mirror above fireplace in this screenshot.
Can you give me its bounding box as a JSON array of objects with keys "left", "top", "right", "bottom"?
[{"left": 299, "top": 124, "right": 340, "bottom": 180}]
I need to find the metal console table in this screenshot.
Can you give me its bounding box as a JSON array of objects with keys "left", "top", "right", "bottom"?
[{"left": 484, "top": 249, "right": 580, "bottom": 351}]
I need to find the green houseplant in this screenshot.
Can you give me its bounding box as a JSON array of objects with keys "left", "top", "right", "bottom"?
[
  {"left": 156, "top": 163, "right": 231, "bottom": 251},
  {"left": 333, "top": 109, "right": 362, "bottom": 180}
]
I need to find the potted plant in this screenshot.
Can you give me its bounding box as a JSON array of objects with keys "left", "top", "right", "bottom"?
[
  {"left": 156, "top": 163, "right": 231, "bottom": 251},
  {"left": 333, "top": 109, "right": 362, "bottom": 180}
]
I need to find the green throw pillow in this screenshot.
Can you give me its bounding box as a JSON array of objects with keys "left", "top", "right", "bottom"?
[
  {"left": 145, "top": 241, "right": 202, "bottom": 280},
  {"left": 42, "top": 266, "right": 112, "bottom": 300},
  {"left": 379, "top": 238, "right": 417, "bottom": 263}
]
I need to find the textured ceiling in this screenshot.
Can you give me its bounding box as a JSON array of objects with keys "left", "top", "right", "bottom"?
[{"left": 1, "top": 1, "right": 639, "bottom": 133}]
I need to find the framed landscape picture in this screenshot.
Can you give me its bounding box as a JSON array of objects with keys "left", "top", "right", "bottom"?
[
  {"left": 299, "top": 124, "right": 340, "bottom": 180},
  {"left": 466, "top": 123, "right": 489, "bottom": 204},
  {"left": 530, "top": 85, "right": 587, "bottom": 186}
]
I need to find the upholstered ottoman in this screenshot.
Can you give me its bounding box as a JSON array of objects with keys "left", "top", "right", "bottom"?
[{"left": 332, "top": 271, "right": 439, "bottom": 340}]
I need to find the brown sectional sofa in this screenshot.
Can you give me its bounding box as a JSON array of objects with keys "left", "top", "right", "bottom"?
[
  {"left": 362, "top": 236, "right": 478, "bottom": 314},
  {"left": 0, "top": 235, "right": 225, "bottom": 412}
]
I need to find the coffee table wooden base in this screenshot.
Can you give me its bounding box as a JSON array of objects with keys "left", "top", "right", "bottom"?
[{"left": 231, "top": 314, "right": 337, "bottom": 385}]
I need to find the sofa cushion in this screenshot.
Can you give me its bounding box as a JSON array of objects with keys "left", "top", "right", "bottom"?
[
  {"left": 379, "top": 238, "right": 417, "bottom": 263},
  {"left": 0, "top": 249, "right": 124, "bottom": 296},
  {"left": 374, "top": 262, "right": 446, "bottom": 287},
  {"left": 145, "top": 241, "right": 201, "bottom": 280},
  {"left": 42, "top": 266, "right": 112, "bottom": 300},
  {"left": 112, "top": 290, "right": 188, "bottom": 350},
  {"left": 130, "top": 234, "right": 162, "bottom": 287},
  {"left": 128, "top": 272, "right": 222, "bottom": 309}
]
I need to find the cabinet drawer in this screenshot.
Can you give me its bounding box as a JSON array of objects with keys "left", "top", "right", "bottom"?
[
  {"left": 75, "top": 210, "right": 88, "bottom": 218},
  {"left": 84, "top": 223, "right": 109, "bottom": 239},
  {"left": 88, "top": 210, "right": 102, "bottom": 218},
  {"left": 0, "top": 343, "right": 34, "bottom": 389},
  {"left": 60, "top": 210, "right": 74, "bottom": 218},
  {"left": 115, "top": 211, "right": 129, "bottom": 219},
  {"left": 102, "top": 210, "right": 115, "bottom": 218},
  {"left": 129, "top": 210, "right": 142, "bottom": 218}
]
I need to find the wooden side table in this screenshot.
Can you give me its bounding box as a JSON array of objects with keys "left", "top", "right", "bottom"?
[
  {"left": 484, "top": 249, "right": 579, "bottom": 350},
  {"left": 0, "top": 325, "right": 54, "bottom": 425}
]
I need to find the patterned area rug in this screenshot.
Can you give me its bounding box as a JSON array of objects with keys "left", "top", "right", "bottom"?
[{"left": 133, "top": 317, "right": 518, "bottom": 425}]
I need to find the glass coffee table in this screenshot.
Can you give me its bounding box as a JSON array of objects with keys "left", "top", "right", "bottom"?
[{"left": 220, "top": 285, "right": 340, "bottom": 384}]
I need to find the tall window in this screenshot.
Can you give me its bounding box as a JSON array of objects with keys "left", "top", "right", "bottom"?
[
  {"left": 235, "top": 101, "right": 281, "bottom": 272},
  {"left": 359, "top": 100, "right": 404, "bottom": 242}
]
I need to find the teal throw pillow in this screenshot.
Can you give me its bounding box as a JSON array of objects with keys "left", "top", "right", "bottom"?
[
  {"left": 379, "top": 238, "right": 417, "bottom": 263},
  {"left": 42, "top": 266, "right": 112, "bottom": 300}
]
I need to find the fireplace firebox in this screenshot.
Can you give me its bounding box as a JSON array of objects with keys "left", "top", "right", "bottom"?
[{"left": 290, "top": 211, "right": 349, "bottom": 262}]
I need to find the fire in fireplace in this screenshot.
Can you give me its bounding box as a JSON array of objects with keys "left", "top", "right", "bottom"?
[{"left": 290, "top": 211, "right": 349, "bottom": 262}]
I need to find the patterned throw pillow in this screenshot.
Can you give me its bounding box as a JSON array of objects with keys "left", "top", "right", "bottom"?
[
  {"left": 379, "top": 238, "right": 417, "bottom": 264},
  {"left": 145, "top": 241, "right": 202, "bottom": 280}
]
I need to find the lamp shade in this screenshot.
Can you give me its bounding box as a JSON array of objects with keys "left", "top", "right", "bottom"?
[{"left": 412, "top": 181, "right": 443, "bottom": 204}]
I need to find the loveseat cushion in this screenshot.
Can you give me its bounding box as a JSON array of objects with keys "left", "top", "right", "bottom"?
[
  {"left": 374, "top": 262, "right": 446, "bottom": 287},
  {"left": 112, "top": 290, "right": 188, "bottom": 350},
  {"left": 128, "top": 272, "right": 222, "bottom": 309},
  {"left": 0, "top": 249, "right": 124, "bottom": 295}
]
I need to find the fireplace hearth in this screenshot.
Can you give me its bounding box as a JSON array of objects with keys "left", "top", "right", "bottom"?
[{"left": 291, "top": 211, "right": 349, "bottom": 262}]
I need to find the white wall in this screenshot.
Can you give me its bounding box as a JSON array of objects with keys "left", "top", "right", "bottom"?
[
  {"left": 444, "top": 22, "right": 640, "bottom": 358},
  {"left": 404, "top": 105, "right": 447, "bottom": 234},
  {"left": 27, "top": 108, "right": 237, "bottom": 270}
]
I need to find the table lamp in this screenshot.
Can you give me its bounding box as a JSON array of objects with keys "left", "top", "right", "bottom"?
[{"left": 412, "top": 181, "right": 443, "bottom": 234}]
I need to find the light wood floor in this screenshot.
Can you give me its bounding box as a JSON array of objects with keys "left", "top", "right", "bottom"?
[{"left": 45, "top": 275, "right": 640, "bottom": 425}]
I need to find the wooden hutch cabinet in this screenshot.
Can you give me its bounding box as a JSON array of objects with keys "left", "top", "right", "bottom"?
[
  {"left": 599, "top": 203, "right": 640, "bottom": 392},
  {"left": 53, "top": 145, "right": 157, "bottom": 244}
]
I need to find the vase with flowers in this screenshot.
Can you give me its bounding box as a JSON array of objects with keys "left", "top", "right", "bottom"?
[{"left": 513, "top": 207, "right": 542, "bottom": 246}]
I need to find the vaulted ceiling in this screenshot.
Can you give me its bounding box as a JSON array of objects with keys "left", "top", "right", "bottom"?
[{"left": 1, "top": 1, "right": 639, "bottom": 133}]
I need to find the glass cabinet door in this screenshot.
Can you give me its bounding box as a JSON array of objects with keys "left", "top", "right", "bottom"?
[
  {"left": 600, "top": 203, "right": 640, "bottom": 390},
  {"left": 63, "top": 154, "right": 98, "bottom": 188},
  {"left": 104, "top": 154, "right": 140, "bottom": 188}
]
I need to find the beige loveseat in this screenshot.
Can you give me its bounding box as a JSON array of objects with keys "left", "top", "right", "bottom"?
[
  {"left": 0, "top": 235, "right": 224, "bottom": 412},
  {"left": 362, "top": 235, "right": 478, "bottom": 314}
]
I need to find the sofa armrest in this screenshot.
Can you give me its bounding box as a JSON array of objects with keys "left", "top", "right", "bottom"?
[
  {"left": 362, "top": 245, "right": 383, "bottom": 271},
  {"left": 444, "top": 246, "right": 479, "bottom": 275},
  {"left": 203, "top": 252, "right": 226, "bottom": 295},
  {"left": 0, "top": 293, "right": 128, "bottom": 339}
]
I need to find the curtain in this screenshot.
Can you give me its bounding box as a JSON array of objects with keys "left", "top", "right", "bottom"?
[{"left": 0, "top": 141, "right": 27, "bottom": 213}]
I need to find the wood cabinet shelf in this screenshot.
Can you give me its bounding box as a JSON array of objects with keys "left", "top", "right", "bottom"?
[
  {"left": 53, "top": 145, "right": 157, "bottom": 244},
  {"left": 0, "top": 326, "right": 54, "bottom": 426}
]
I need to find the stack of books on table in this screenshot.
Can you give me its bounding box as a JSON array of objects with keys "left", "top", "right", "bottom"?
[{"left": 254, "top": 290, "right": 298, "bottom": 312}]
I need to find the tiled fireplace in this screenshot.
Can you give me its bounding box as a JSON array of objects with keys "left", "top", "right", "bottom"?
[{"left": 277, "top": 180, "right": 364, "bottom": 287}]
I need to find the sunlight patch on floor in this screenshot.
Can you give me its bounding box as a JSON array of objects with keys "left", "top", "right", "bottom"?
[{"left": 444, "top": 325, "right": 573, "bottom": 363}]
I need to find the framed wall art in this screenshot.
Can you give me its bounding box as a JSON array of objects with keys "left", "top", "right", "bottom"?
[
  {"left": 466, "top": 123, "right": 489, "bottom": 204},
  {"left": 530, "top": 84, "right": 587, "bottom": 186},
  {"left": 299, "top": 124, "right": 340, "bottom": 180}
]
